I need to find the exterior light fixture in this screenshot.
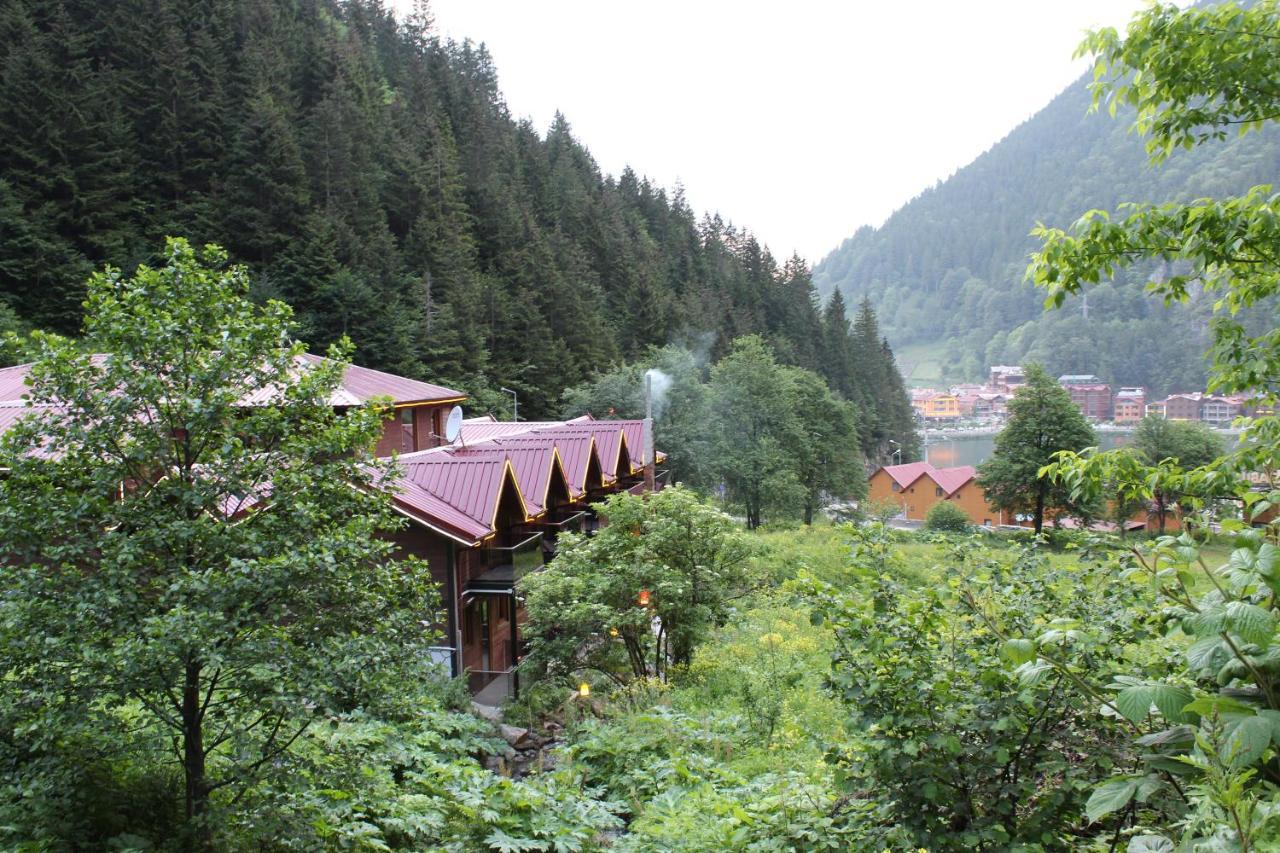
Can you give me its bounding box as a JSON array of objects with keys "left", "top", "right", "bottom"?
[
  {"left": 578, "top": 682, "right": 591, "bottom": 698},
  {"left": 609, "top": 626, "right": 619, "bottom": 637},
  {"left": 637, "top": 589, "right": 651, "bottom": 607}
]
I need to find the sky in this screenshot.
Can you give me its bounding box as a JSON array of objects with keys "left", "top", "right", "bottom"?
[{"left": 391, "top": 1, "right": 1151, "bottom": 264}]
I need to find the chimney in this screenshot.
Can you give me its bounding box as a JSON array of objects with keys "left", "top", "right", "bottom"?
[{"left": 644, "top": 372, "right": 655, "bottom": 492}]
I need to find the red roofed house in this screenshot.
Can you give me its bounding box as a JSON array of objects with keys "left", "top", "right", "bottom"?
[
  {"left": 867, "top": 461, "right": 1004, "bottom": 526},
  {"left": 0, "top": 358, "right": 664, "bottom": 703}
]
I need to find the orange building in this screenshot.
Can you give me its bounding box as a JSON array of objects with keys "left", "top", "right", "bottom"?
[
  {"left": 910, "top": 392, "right": 962, "bottom": 421},
  {"left": 868, "top": 461, "right": 1004, "bottom": 525},
  {"left": 1113, "top": 387, "right": 1146, "bottom": 424}
]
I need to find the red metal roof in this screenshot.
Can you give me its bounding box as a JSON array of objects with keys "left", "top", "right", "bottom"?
[
  {"left": 458, "top": 418, "right": 567, "bottom": 443},
  {"left": 456, "top": 415, "right": 656, "bottom": 484},
  {"left": 0, "top": 363, "right": 32, "bottom": 400},
  {"left": 879, "top": 461, "right": 975, "bottom": 496},
  {"left": 399, "top": 448, "right": 518, "bottom": 527},
  {"left": 0, "top": 355, "right": 465, "bottom": 408},
  {"left": 882, "top": 461, "right": 933, "bottom": 489},
  {"left": 472, "top": 434, "right": 586, "bottom": 500},
  {"left": 930, "top": 465, "right": 976, "bottom": 495},
  {"left": 297, "top": 354, "right": 465, "bottom": 405},
  {"left": 502, "top": 445, "right": 570, "bottom": 514}
]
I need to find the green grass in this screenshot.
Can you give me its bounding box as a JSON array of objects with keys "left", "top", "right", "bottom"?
[{"left": 894, "top": 339, "right": 951, "bottom": 389}]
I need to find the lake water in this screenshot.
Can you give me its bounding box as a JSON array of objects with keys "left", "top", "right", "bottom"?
[{"left": 925, "top": 431, "right": 1136, "bottom": 469}]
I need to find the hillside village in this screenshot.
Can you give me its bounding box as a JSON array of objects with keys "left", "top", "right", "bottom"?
[{"left": 909, "top": 364, "right": 1264, "bottom": 427}]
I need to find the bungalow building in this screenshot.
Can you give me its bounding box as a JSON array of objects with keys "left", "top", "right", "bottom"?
[
  {"left": 868, "top": 461, "right": 1003, "bottom": 526},
  {"left": 0, "top": 357, "right": 664, "bottom": 703}
]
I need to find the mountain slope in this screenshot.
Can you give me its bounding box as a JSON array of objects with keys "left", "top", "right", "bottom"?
[
  {"left": 0, "top": 0, "right": 841, "bottom": 418},
  {"left": 813, "top": 71, "right": 1280, "bottom": 395}
]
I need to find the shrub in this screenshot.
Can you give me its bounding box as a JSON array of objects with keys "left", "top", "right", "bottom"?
[
  {"left": 803, "top": 529, "right": 1169, "bottom": 848},
  {"left": 924, "top": 500, "right": 971, "bottom": 531}
]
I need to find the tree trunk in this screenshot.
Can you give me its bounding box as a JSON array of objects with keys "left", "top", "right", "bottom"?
[
  {"left": 803, "top": 502, "right": 814, "bottom": 526},
  {"left": 1033, "top": 484, "right": 1045, "bottom": 535},
  {"left": 182, "top": 659, "right": 212, "bottom": 852}
]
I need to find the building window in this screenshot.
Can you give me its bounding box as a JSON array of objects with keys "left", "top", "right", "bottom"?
[
  {"left": 400, "top": 409, "right": 416, "bottom": 452},
  {"left": 936, "top": 486, "right": 944, "bottom": 497},
  {"left": 892, "top": 482, "right": 900, "bottom": 492}
]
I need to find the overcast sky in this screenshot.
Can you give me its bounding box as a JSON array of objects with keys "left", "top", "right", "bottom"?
[{"left": 391, "top": 1, "right": 1150, "bottom": 264}]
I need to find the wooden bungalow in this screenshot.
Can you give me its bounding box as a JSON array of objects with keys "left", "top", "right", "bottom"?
[{"left": 0, "top": 357, "right": 664, "bottom": 703}]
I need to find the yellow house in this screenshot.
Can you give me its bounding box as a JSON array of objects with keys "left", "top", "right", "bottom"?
[{"left": 911, "top": 392, "right": 961, "bottom": 421}]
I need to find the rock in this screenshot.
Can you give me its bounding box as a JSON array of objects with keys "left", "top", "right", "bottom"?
[
  {"left": 499, "top": 724, "right": 531, "bottom": 748},
  {"left": 471, "top": 702, "right": 502, "bottom": 723},
  {"left": 501, "top": 745, "right": 517, "bottom": 760},
  {"left": 484, "top": 755, "right": 504, "bottom": 773}
]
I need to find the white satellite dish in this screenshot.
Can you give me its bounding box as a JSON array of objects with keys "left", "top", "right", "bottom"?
[{"left": 444, "top": 405, "right": 464, "bottom": 443}]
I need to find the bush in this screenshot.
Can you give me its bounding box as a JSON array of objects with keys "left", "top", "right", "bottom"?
[
  {"left": 802, "top": 529, "right": 1170, "bottom": 849},
  {"left": 924, "top": 500, "right": 971, "bottom": 531}
]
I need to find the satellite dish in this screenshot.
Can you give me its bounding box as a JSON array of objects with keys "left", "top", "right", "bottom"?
[{"left": 444, "top": 405, "right": 463, "bottom": 443}]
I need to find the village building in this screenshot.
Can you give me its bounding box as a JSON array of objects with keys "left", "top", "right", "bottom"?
[
  {"left": 910, "top": 390, "right": 962, "bottom": 421},
  {"left": 0, "top": 357, "right": 664, "bottom": 703},
  {"left": 1058, "top": 374, "right": 1112, "bottom": 420},
  {"left": 1199, "top": 396, "right": 1241, "bottom": 426},
  {"left": 1113, "top": 387, "right": 1146, "bottom": 423},
  {"left": 868, "top": 461, "right": 1002, "bottom": 526},
  {"left": 988, "top": 365, "right": 1025, "bottom": 392},
  {"left": 868, "top": 460, "right": 1184, "bottom": 533},
  {"left": 1148, "top": 392, "right": 1202, "bottom": 420}
]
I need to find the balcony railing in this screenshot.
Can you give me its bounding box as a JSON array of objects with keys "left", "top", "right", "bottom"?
[
  {"left": 541, "top": 509, "right": 588, "bottom": 533},
  {"left": 469, "top": 533, "right": 544, "bottom": 593},
  {"left": 468, "top": 666, "right": 517, "bottom": 703}
]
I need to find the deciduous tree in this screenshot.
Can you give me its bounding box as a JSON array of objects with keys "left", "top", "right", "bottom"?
[
  {"left": 0, "top": 239, "right": 433, "bottom": 848},
  {"left": 976, "top": 363, "right": 1096, "bottom": 533},
  {"left": 521, "top": 486, "right": 757, "bottom": 684}
]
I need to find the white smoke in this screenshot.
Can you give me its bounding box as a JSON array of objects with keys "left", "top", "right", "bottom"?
[{"left": 644, "top": 368, "right": 674, "bottom": 418}]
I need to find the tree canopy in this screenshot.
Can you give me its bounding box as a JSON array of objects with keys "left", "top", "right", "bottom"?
[
  {"left": 976, "top": 363, "right": 1097, "bottom": 533},
  {"left": 0, "top": 238, "right": 433, "bottom": 846},
  {"left": 521, "top": 486, "right": 758, "bottom": 685}
]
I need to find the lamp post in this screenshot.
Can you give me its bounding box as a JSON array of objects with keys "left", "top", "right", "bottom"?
[
  {"left": 499, "top": 387, "right": 519, "bottom": 422},
  {"left": 888, "top": 439, "right": 903, "bottom": 466}
]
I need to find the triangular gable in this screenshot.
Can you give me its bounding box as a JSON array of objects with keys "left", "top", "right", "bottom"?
[
  {"left": 881, "top": 461, "right": 933, "bottom": 490},
  {"left": 502, "top": 444, "right": 572, "bottom": 517},
  {"left": 490, "top": 459, "right": 531, "bottom": 530},
  {"left": 929, "top": 465, "right": 977, "bottom": 496}
]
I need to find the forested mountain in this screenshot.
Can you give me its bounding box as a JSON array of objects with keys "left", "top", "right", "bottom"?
[
  {"left": 813, "top": 66, "right": 1280, "bottom": 395},
  {"left": 0, "top": 0, "right": 909, "bottom": 422}
]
